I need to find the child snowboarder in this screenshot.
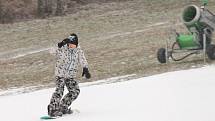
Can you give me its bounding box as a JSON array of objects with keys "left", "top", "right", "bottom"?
[{"left": 47, "top": 33, "right": 91, "bottom": 117}]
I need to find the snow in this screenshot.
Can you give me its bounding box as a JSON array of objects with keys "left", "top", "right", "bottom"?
[
  {"left": 0, "top": 65, "right": 215, "bottom": 121},
  {"left": 0, "top": 74, "right": 136, "bottom": 96}
]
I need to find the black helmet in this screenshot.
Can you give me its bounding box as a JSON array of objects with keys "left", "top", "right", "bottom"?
[{"left": 68, "top": 33, "right": 78, "bottom": 46}]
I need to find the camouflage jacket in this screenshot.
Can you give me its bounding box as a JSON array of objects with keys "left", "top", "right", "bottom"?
[{"left": 54, "top": 45, "right": 88, "bottom": 78}]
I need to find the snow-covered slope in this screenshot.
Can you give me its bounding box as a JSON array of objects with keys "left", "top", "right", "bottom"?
[{"left": 0, "top": 65, "right": 215, "bottom": 121}]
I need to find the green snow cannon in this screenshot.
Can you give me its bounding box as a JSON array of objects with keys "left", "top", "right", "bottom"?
[
  {"left": 157, "top": 2, "right": 215, "bottom": 63},
  {"left": 180, "top": 4, "right": 215, "bottom": 49}
]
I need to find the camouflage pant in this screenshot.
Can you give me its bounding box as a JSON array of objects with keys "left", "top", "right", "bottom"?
[{"left": 48, "top": 76, "right": 80, "bottom": 113}]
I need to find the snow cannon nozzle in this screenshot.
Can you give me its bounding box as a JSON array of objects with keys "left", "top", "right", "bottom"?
[{"left": 182, "top": 4, "right": 215, "bottom": 32}]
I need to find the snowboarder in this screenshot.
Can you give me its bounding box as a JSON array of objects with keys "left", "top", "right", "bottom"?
[{"left": 47, "top": 33, "right": 91, "bottom": 117}]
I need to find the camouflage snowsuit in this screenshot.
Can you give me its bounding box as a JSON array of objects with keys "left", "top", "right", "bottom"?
[{"left": 49, "top": 45, "right": 88, "bottom": 112}]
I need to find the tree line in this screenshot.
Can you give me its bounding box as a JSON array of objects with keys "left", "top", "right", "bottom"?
[
  {"left": 37, "top": 0, "right": 65, "bottom": 17},
  {"left": 0, "top": 0, "right": 66, "bottom": 23}
]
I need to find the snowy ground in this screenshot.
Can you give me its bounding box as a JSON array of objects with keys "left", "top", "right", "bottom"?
[{"left": 0, "top": 65, "right": 215, "bottom": 121}]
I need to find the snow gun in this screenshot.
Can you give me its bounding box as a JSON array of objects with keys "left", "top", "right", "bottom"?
[{"left": 157, "top": 0, "right": 215, "bottom": 63}]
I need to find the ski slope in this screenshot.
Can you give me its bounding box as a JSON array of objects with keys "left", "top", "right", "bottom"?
[{"left": 0, "top": 65, "right": 215, "bottom": 121}]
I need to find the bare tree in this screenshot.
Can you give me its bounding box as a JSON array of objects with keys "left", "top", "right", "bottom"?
[
  {"left": 55, "top": 0, "right": 65, "bottom": 16},
  {"left": 0, "top": 1, "right": 15, "bottom": 24},
  {"left": 0, "top": 1, "right": 2, "bottom": 21},
  {"left": 45, "top": 0, "right": 53, "bottom": 16},
  {"left": 37, "top": 0, "right": 53, "bottom": 17},
  {"left": 37, "top": 0, "right": 45, "bottom": 17}
]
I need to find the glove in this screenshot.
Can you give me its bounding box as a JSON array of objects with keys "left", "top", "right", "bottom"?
[
  {"left": 82, "top": 67, "right": 91, "bottom": 79},
  {"left": 58, "top": 38, "right": 69, "bottom": 48}
]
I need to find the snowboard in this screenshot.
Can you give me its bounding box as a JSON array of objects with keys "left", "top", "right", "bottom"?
[{"left": 40, "top": 109, "right": 80, "bottom": 120}]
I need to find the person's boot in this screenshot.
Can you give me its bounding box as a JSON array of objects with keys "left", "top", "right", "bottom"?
[
  {"left": 60, "top": 106, "right": 73, "bottom": 114},
  {"left": 48, "top": 104, "right": 63, "bottom": 117}
]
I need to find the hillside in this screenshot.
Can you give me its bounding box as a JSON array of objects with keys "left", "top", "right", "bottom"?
[{"left": 0, "top": 0, "right": 215, "bottom": 90}]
